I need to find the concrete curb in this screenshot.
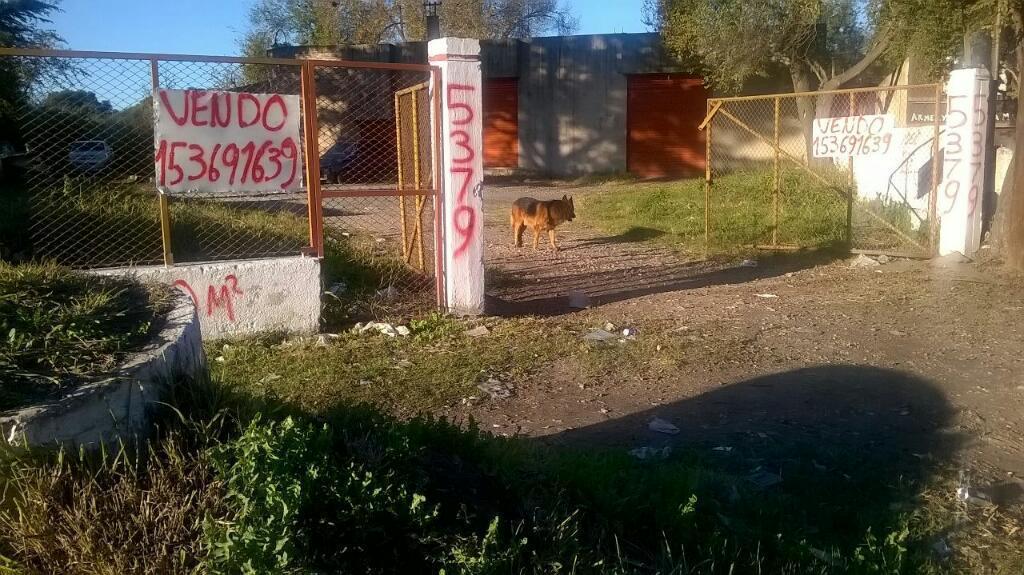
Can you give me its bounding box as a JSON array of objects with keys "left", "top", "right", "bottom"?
[{"left": 1, "top": 292, "right": 206, "bottom": 448}]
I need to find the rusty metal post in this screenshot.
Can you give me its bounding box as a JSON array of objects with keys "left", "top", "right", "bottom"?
[
  {"left": 929, "top": 83, "right": 943, "bottom": 255},
  {"left": 301, "top": 61, "right": 324, "bottom": 257},
  {"left": 151, "top": 59, "right": 174, "bottom": 266},
  {"left": 772, "top": 96, "right": 781, "bottom": 246}
]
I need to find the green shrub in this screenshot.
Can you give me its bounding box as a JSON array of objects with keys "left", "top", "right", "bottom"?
[{"left": 204, "top": 416, "right": 442, "bottom": 574}]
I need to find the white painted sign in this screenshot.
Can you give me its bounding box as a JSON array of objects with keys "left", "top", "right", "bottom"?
[
  {"left": 938, "top": 68, "right": 990, "bottom": 256},
  {"left": 812, "top": 114, "right": 896, "bottom": 158},
  {"left": 154, "top": 89, "right": 303, "bottom": 194}
]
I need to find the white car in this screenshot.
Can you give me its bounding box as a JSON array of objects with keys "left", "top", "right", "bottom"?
[{"left": 68, "top": 140, "right": 112, "bottom": 171}]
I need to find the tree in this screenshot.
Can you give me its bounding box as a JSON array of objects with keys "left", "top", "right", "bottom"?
[
  {"left": 41, "top": 90, "right": 114, "bottom": 115},
  {"left": 0, "top": 1, "right": 64, "bottom": 145},
  {"left": 647, "top": 0, "right": 896, "bottom": 158},
  {"left": 239, "top": 0, "right": 578, "bottom": 59}
]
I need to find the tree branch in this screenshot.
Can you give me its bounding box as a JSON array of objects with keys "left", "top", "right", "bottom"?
[
  {"left": 820, "top": 27, "right": 894, "bottom": 90},
  {"left": 807, "top": 59, "right": 829, "bottom": 84}
]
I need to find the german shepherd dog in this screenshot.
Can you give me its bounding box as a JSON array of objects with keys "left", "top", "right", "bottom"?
[{"left": 511, "top": 195, "right": 575, "bottom": 251}]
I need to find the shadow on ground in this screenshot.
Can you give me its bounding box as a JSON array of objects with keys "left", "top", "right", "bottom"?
[
  {"left": 544, "top": 364, "right": 964, "bottom": 546},
  {"left": 184, "top": 363, "right": 965, "bottom": 569},
  {"left": 488, "top": 250, "right": 843, "bottom": 317}
]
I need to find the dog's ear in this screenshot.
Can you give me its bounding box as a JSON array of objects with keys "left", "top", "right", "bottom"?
[{"left": 562, "top": 194, "right": 568, "bottom": 201}]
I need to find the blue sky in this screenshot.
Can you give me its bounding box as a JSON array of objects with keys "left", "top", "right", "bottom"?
[{"left": 51, "top": 0, "right": 649, "bottom": 55}]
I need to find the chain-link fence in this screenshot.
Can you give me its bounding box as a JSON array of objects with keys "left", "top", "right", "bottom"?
[
  {"left": 0, "top": 49, "right": 443, "bottom": 303},
  {"left": 705, "top": 84, "right": 943, "bottom": 257},
  {"left": 0, "top": 50, "right": 310, "bottom": 268}
]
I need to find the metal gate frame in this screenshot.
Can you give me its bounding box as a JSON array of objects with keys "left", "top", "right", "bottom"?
[
  {"left": 301, "top": 59, "right": 446, "bottom": 308},
  {"left": 701, "top": 83, "right": 944, "bottom": 258}
]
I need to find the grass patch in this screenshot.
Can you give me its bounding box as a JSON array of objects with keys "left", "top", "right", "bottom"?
[
  {"left": 0, "top": 375, "right": 987, "bottom": 574},
  {"left": 0, "top": 262, "right": 171, "bottom": 411},
  {"left": 209, "top": 316, "right": 577, "bottom": 416},
  {"left": 579, "top": 169, "right": 848, "bottom": 254}
]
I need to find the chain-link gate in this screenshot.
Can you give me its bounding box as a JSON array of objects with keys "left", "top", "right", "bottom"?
[
  {"left": 0, "top": 48, "right": 444, "bottom": 307},
  {"left": 703, "top": 84, "right": 944, "bottom": 257}
]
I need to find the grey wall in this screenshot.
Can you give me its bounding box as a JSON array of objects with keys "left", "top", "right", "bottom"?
[
  {"left": 272, "top": 33, "right": 692, "bottom": 176},
  {"left": 510, "top": 34, "right": 687, "bottom": 176}
]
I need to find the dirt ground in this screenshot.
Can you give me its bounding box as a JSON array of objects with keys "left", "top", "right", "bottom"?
[{"left": 464, "top": 182, "right": 1024, "bottom": 499}]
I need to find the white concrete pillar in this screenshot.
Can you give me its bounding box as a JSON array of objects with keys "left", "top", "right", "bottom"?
[
  {"left": 429, "top": 37, "right": 485, "bottom": 315},
  {"left": 939, "top": 68, "right": 991, "bottom": 256}
]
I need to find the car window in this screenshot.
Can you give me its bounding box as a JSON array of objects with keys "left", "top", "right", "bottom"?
[{"left": 71, "top": 141, "right": 106, "bottom": 152}]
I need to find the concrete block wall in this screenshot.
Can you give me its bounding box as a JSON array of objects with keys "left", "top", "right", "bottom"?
[
  {"left": 98, "top": 256, "right": 322, "bottom": 339},
  {"left": 1, "top": 292, "right": 205, "bottom": 448}
]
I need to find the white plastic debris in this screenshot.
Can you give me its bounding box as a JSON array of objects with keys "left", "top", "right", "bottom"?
[
  {"left": 477, "top": 378, "right": 513, "bottom": 400},
  {"left": 604, "top": 322, "right": 616, "bottom": 332},
  {"left": 621, "top": 327, "right": 638, "bottom": 338},
  {"left": 648, "top": 417, "right": 680, "bottom": 435},
  {"left": 629, "top": 446, "right": 672, "bottom": 460},
  {"left": 567, "top": 289, "right": 591, "bottom": 309},
  {"left": 712, "top": 446, "right": 733, "bottom": 453},
  {"left": 754, "top": 293, "right": 778, "bottom": 299},
  {"left": 465, "top": 325, "right": 491, "bottom": 338},
  {"left": 850, "top": 254, "right": 881, "bottom": 268},
  {"left": 354, "top": 321, "right": 408, "bottom": 337},
  {"left": 739, "top": 259, "right": 758, "bottom": 268},
  {"left": 583, "top": 329, "right": 619, "bottom": 343},
  {"left": 325, "top": 282, "right": 348, "bottom": 297}
]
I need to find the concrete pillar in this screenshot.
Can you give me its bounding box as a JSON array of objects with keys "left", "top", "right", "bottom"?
[
  {"left": 939, "top": 68, "right": 991, "bottom": 256},
  {"left": 429, "top": 37, "right": 485, "bottom": 315}
]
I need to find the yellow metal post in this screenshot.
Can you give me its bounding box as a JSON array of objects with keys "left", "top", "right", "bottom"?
[
  {"left": 772, "top": 96, "right": 780, "bottom": 247},
  {"left": 151, "top": 59, "right": 174, "bottom": 266},
  {"left": 396, "top": 92, "right": 409, "bottom": 263},
  {"left": 704, "top": 100, "right": 712, "bottom": 255},
  {"left": 411, "top": 88, "right": 426, "bottom": 272}
]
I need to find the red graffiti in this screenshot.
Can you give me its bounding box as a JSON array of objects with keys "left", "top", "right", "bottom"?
[
  {"left": 173, "top": 274, "right": 244, "bottom": 321},
  {"left": 158, "top": 89, "right": 289, "bottom": 131},
  {"left": 446, "top": 84, "right": 479, "bottom": 259},
  {"left": 942, "top": 93, "right": 987, "bottom": 217},
  {"left": 155, "top": 137, "right": 298, "bottom": 188}
]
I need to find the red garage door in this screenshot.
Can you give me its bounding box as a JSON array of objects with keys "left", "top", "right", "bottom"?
[
  {"left": 627, "top": 74, "right": 707, "bottom": 177},
  {"left": 483, "top": 77, "right": 519, "bottom": 168}
]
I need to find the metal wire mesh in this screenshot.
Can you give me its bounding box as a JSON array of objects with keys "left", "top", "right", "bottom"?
[
  {"left": 0, "top": 52, "right": 310, "bottom": 267},
  {"left": 707, "top": 85, "right": 942, "bottom": 256},
  {"left": 1, "top": 56, "right": 162, "bottom": 267},
  {"left": 313, "top": 64, "right": 437, "bottom": 294}
]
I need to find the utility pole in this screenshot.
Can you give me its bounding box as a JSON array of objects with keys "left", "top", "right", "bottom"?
[{"left": 424, "top": 1, "right": 442, "bottom": 41}]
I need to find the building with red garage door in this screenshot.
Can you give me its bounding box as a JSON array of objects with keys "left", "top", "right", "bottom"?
[{"left": 273, "top": 33, "right": 722, "bottom": 178}]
